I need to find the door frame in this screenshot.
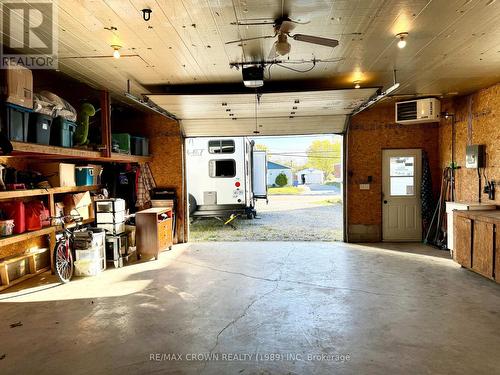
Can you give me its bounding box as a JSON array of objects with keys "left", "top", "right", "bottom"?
[{"left": 381, "top": 148, "right": 422, "bottom": 242}]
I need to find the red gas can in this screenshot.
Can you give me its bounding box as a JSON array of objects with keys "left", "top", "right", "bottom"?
[
  {"left": 25, "top": 201, "right": 46, "bottom": 231},
  {"left": 0, "top": 201, "right": 26, "bottom": 234}
]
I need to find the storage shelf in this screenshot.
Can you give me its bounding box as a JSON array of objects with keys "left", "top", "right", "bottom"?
[
  {"left": 0, "top": 185, "right": 101, "bottom": 200},
  {"left": 6, "top": 142, "right": 152, "bottom": 163},
  {"left": 0, "top": 226, "right": 55, "bottom": 248},
  {"left": 110, "top": 152, "right": 152, "bottom": 163}
]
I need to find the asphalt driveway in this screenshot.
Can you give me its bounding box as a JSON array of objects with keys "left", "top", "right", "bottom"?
[{"left": 189, "top": 188, "right": 343, "bottom": 241}]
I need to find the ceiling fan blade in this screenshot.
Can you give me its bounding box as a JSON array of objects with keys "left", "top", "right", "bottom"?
[
  {"left": 291, "top": 34, "right": 339, "bottom": 48},
  {"left": 226, "top": 35, "right": 276, "bottom": 45},
  {"left": 279, "top": 20, "right": 296, "bottom": 33}
]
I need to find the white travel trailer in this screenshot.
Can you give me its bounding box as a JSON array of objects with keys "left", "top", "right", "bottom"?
[{"left": 186, "top": 137, "right": 267, "bottom": 219}]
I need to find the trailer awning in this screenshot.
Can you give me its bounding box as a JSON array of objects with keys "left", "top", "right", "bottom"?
[{"left": 147, "top": 88, "right": 378, "bottom": 136}]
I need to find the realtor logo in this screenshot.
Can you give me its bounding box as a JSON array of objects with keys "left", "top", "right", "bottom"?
[{"left": 1, "top": 0, "right": 58, "bottom": 69}]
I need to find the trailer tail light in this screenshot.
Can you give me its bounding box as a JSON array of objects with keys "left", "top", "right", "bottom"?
[{"left": 235, "top": 181, "right": 241, "bottom": 187}]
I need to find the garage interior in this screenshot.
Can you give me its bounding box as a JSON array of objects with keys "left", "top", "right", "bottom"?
[{"left": 0, "top": 1, "right": 499, "bottom": 374}]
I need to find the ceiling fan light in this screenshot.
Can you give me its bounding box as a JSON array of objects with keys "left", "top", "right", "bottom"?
[{"left": 275, "top": 41, "right": 291, "bottom": 55}]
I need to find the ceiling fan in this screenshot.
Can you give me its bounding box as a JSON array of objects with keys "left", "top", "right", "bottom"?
[{"left": 226, "top": 16, "right": 339, "bottom": 59}]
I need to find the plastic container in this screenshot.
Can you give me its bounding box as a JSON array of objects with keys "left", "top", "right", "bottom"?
[
  {"left": 51, "top": 117, "right": 77, "bottom": 147},
  {"left": 0, "top": 201, "right": 26, "bottom": 234},
  {"left": 96, "top": 210, "right": 126, "bottom": 224},
  {"left": 0, "top": 219, "right": 15, "bottom": 236},
  {"left": 28, "top": 112, "right": 52, "bottom": 145},
  {"left": 1, "top": 103, "right": 31, "bottom": 141},
  {"left": 97, "top": 222, "right": 125, "bottom": 235},
  {"left": 95, "top": 198, "right": 126, "bottom": 213},
  {"left": 75, "top": 166, "right": 94, "bottom": 186},
  {"left": 74, "top": 246, "right": 104, "bottom": 261},
  {"left": 130, "top": 136, "right": 149, "bottom": 156},
  {"left": 74, "top": 258, "right": 104, "bottom": 277},
  {"left": 111, "top": 133, "right": 131, "bottom": 154}
]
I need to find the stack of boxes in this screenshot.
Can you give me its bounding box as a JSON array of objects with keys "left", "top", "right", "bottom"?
[{"left": 95, "top": 198, "right": 130, "bottom": 268}]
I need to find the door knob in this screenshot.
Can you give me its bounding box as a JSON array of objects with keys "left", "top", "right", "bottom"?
[{"left": 383, "top": 200, "right": 388, "bottom": 204}]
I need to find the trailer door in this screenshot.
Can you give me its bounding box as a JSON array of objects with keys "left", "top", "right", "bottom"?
[{"left": 252, "top": 150, "right": 268, "bottom": 200}]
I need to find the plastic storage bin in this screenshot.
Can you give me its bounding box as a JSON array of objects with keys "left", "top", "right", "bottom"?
[
  {"left": 97, "top": 222, "right": 125, "bottom": 235},
  {"left": 96, "top": 210, "right": 126, "bottom": 224},
  {"left": 106, "top": 233, "right": 128, "bottom": 268},
  {"left": 75, "top": 167, "right": 94, "bottom": 186},
  {"left": 112, "top": 133, "right": 131, "bottom": 154},
  {"left": 95, "top": 198, "right": 126, "bottom": 213},
  {"left": 74, "top": 258, "right": 105, "bottom": 277},
  {"left": 1, "top": 103, "right": 31, "bottom": 141},
  {"left": 0, "top": 220, "right": 15, "bottom": 236},
  {"left": 130, "top": 136, "right": 149, "bottom": 156},
  {"left": 51, "top": 117, "right": 76, "bottom": 147},
  {"left": 28, "top": 112, "right": 52, "bottom": 145}
]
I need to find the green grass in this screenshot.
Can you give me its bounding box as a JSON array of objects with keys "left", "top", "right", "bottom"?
[
  {"left": 268, "top": 186, "right": 305, "bottom": 195},
  {"left": 311, "top": 197, "right": 342, "bottom": 205}
]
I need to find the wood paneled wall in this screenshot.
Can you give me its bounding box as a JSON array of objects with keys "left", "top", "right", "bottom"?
[
  {"left": 346, "top": 101, "right": 441, "bottom": 242},
  {"left": 439, "top": 83, "right": 499, "bottom": 204},
  {"left": 114, "top": 111, "right": 186, "bottom": 243}
]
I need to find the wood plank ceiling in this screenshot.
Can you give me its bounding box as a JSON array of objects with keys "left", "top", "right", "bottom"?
[{"left": 1, "top": 0, "right": 499, "bottom": 134}]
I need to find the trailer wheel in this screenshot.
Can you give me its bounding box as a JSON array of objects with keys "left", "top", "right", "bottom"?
[{"left": 188, "top": 194, "right": 197, "bottom": 216}]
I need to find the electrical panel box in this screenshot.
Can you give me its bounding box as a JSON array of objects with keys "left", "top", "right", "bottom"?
[{"left": 465, "top": 144, "right": 485, "bottom": 168}]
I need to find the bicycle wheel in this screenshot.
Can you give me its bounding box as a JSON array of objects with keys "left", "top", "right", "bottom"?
[{"left": 54, "top": 241, "right": 74, "bottom": 283}]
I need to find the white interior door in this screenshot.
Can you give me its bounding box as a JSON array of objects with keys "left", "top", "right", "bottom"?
[{"left": 382, "top": 149, "right": 422, "bottom": 241}]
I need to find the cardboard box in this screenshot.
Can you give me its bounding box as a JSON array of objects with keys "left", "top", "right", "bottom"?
[
  {"left": 63, "top": 191, "right": 92, "bottom": 220},
  {"left": 33, "top": 163, "right": 76, "bottom": 187},
  {"left": 3, "top": 63, "right": 33, "bottom": 109}
]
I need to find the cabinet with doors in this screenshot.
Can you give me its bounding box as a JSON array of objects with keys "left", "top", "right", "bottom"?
[
  {"left": 136, "top": 207, "right": 173, "bottom": 261},
  {"left": 453, "top": 210, "right": 500, "bottom": 283}
]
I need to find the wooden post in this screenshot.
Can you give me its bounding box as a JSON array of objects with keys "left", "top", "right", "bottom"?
[{"left": 100, "top": 90, "right": 112, "bottom": 157}]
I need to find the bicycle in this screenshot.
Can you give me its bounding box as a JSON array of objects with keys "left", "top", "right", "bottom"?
[{"left": 52, "top": 214, "right": 83, "bottom": 283}]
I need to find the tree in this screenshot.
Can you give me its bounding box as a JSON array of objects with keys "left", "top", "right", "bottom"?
[
  {"left": 306, "top": 140, "right": 341, "bottom": 179},
  {"left": 254, "top": 144, "right": 268, "bottom": 151},
  {"left": 275, "top": 173, "right": 288, "bottom": 187}
]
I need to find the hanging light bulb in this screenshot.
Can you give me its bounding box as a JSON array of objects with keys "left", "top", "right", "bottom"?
[
  {"left": 111, "top": 45, "right": 122, "bottom": 58},
  {"left": 396, "top": 33, "right": 408, "bottom": 49},
  {"left": 353, "top": 80, "right": 361, "bottom": 89}
]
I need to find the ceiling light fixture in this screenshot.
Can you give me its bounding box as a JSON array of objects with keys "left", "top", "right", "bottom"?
[
  {"left": 354, "top": 80, "right": 361, "bottom": 89},
  {"left": 111, "top": 45, "right": 122, "bottom": 59},
  {"left": 396, "top": 32, "right": 408, "bottom": 49}
]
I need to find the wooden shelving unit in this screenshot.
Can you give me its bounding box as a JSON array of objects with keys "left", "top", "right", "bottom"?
[
  {"left": 0, "top": 185, "right": 101, "bottom": 200},
  {"left": 0, "top": 226, "right": 55, "bottom": 248},
  {"left": 6, "top": 141, "right": 152, "bottom": 163},
  {"left": 0, "top": 247, "right": 52, "bottom": 292}
]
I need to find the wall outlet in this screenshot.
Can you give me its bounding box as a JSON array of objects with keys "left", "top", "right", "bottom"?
[{"left": 360, "top": 184, "right": 370, "bottom": 190}]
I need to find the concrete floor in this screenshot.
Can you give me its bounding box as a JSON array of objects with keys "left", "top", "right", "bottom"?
[{"left": 1, "top": 242, "right": 499, "bottom": 375}]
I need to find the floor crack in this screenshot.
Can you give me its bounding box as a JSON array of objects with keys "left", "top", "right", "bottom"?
[{"left": 199, "top": 248, "right": 294, "bottom": 374}]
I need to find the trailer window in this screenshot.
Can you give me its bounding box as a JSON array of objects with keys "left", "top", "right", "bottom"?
[
  {"left": 208, "top": 140, "right": 235, "bottom": 154},
  {"left": 209, "top": 159, "right": 236, "bottom": 178}
]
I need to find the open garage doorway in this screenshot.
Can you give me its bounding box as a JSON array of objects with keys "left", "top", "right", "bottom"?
[{"left": 187, "top": 134, "right": 344, "bottom": 242}]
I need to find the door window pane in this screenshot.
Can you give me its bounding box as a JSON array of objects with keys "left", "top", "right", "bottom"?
[
  {"left": 390, "top": 177, "right": 414, "bottom": 196},
  {"left": 390, "top": 157, "right": 414, "bottom": 177},
  {"left": 209, "top": 159, "right": 236, "bottom": 177},
  {"left": 208, "top": 140, "right": 235, "bottom": 154}
]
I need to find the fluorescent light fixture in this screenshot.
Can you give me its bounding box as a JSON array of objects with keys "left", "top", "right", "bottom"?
[{"left": 351, "top": 82, "right": 400, "bottom": 116}]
